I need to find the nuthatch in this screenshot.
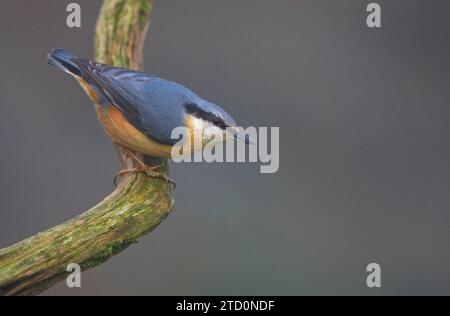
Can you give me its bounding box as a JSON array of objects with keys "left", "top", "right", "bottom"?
[{"left": 47, "top": 48, "right": 248, "bottom": 185}]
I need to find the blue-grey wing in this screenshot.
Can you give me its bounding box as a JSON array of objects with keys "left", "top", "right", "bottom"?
[{"left": 76, "top": 60, "right": 197, "bottom": 145}]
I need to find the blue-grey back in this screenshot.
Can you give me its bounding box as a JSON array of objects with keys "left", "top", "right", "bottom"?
[{"left": 91, "top": 66, "right": 201, "bottom": 145}]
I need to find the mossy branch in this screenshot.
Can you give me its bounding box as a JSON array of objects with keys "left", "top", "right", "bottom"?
[{"left": 0, "top": 0, "right": 174, "bottom": 296}]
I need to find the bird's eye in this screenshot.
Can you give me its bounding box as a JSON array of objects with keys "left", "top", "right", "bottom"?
[
  {"left": 208, "top": 115, "right": 227, "bottom": 129},
  {"left": 184, "top": 102, "right": 228, "bottom": 129}
]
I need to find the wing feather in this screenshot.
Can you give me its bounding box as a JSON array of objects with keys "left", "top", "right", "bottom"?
[{"left": 75, "top": 60, "right": 196, "bottom": 146}]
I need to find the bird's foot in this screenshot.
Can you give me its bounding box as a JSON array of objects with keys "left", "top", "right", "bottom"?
[
  {"left": 113, "top": 149, "right": 176, "bottom": 188},
  {"left": 114, "top": 165, "right": 176, "bottom": 189},
  {"left": 141, "top": 164, "right": 176, "bottom": 189}
]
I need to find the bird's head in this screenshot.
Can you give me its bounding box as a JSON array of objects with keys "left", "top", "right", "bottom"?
[{"left": 183, "top": 99, "right": 251, "bottom": 147}]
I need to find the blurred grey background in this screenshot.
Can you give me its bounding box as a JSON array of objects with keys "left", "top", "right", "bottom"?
[{"left": 0, "top": 0, "right": 449, "bottom": 295}]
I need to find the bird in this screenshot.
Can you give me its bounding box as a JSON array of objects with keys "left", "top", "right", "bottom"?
[{"left": 47, "top": 48, "right": 248, "bottom": 186}]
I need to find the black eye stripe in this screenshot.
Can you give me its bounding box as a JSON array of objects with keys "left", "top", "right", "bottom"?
[{"left": 184, "top": 102, "right": 228, "bottom": 129}]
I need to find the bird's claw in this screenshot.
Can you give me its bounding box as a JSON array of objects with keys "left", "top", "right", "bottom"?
[
  {"left": 141, "top": 165, "right": 176, "bottom": 189},
  {"left": 114, "top": 165, "right": 176, "bottom": 189}
]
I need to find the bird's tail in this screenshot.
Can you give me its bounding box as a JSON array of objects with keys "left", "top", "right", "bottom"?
[{"left": 47, "top": 48, "right": 82, "bottom": 77}]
